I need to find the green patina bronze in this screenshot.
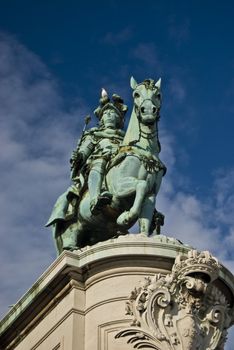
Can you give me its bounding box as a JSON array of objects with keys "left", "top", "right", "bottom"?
[{"left": 46, "top": 77, "right": 166, "bottom": 255}]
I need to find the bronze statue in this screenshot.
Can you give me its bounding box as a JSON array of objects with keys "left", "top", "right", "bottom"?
[{"left": 47, "top": 77, "right": 166, "bottom": 254}]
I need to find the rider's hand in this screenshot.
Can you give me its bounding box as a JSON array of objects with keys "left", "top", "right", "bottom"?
[
  {"left": 70, "top": 152, "right": 84, "bottom": 167},
  {"left": 76, "top": 152, "right": 84, "bottom": 165}
]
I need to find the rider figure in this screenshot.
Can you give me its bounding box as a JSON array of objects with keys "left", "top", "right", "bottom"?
[{"left": 70, "top": 90, "right": 128, "bottom": 214}]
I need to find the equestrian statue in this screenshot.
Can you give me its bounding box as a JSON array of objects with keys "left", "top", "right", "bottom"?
[{"left": 46, "top": 77, "right": 166, "bottom": 255}]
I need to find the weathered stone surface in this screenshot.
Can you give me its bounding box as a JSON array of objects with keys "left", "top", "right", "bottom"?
[
  {"left": 0, "top": 235, "right": 233, "bottom": 350},
  {"left": 116, "top": 250, "right": 234, "bottom": 350}
]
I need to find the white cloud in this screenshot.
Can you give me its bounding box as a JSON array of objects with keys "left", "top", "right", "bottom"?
[
  {"left": 158, "top": 145, "right": 234, "bottom": 262},
  {"left": 0, "top": 33, "right": 86, "bottom": 317}
]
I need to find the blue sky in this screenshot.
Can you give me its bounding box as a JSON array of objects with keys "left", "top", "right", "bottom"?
[{"left": 0, "top": 0, "right": 234, "bottom": 347}]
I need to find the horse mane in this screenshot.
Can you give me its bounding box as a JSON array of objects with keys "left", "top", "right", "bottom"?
[
  {"left": 121, "top": 108, "right": 140, "bottom": 146},
  {"left": 141, "top": 79, "right": 155, "bottom": 90}
]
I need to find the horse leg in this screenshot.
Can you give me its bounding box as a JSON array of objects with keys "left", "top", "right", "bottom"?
[
  {"left": 50, "top": 220, "right": 77, "bottom": 254},
  {"left": 61, "top": 223, "right": 77, "bottom": 251},
  {"left": 138, "top": 170, "right": 164, "bottom": 235},
  {"left": 138, "top": 194, "right": 156, "bottom": 236},
  {"left": 117, "top": 179, "right": 147, "bottom": 226},
  {"left": 52, "top": 222, "right": 63, "bottom": 255}
]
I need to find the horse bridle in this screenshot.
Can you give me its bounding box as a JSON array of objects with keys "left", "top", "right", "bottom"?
[{"left": 132, "top": 98, "right": 160, "bottom": 141}]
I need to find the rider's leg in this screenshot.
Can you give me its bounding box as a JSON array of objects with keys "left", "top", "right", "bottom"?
[
  {"left": 88, "top": 159, "right": 105, "bottom": 201},
  {"left": 61, "top": 221, "right": 79, "bottom": 251},
  {"left": 88, "top": 159, "right": 112, "bottom": 214}
]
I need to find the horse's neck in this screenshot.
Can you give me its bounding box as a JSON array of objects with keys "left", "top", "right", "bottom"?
[{"left": 122, "top": 110, "right": 160, "bottom": 155}]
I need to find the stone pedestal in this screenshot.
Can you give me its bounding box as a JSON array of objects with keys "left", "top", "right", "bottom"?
[{"left": 0, "top": 234, "right": 234, "bottom": 350}]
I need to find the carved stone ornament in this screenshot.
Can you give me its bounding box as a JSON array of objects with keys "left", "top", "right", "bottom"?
[{"left": 116, "top": 250, "right": 234, "bottom": 350}]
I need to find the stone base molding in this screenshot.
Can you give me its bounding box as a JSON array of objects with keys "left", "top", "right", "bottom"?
[{"left": 0, "top": 234, "right": 233, "bottom": 350}]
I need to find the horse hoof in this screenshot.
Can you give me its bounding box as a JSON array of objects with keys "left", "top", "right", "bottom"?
[
  {"left": 117, "top": 211, "right": 134, "bottom": 226},
  {"left": 63, "top": 246, "right": 78, "bottom": 252},
  {"left": 117, "top": 211, "right": 128, "bottom": 226}
]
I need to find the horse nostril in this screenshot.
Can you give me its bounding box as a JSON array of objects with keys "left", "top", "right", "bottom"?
[
  {"left": 141, "top": 106, "right": 145, "bottom": 113},
  {"left": 152, "top": 106, "right": 157, "bottom": 114}
]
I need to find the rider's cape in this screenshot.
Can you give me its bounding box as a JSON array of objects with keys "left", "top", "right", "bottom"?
[
  {"left": 45, "top": 191, "right": 69, "bottom": 227},
  {"left": 45, "top": 184, "right": 80, "bottom": 227}
]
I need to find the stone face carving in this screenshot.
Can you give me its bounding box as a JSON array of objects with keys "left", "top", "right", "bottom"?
[{"left": 116, "top": 250, "right": 233, "bottom": 350}]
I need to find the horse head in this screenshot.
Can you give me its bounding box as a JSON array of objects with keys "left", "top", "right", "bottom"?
[{"left": 130, "top": 76, "right": 162, "bottom": 126}]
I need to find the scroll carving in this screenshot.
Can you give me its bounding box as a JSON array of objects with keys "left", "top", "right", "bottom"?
[{"left": 116, "top": 250, "right": 233, "bottom": 350}]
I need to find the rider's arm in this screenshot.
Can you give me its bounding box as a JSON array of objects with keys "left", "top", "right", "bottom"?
[
  {"left": 70, "top": 132, "right": 96, "bottom": 169},
  {"left": 79, "top": 133, "right": 96, "bottom": 160}
]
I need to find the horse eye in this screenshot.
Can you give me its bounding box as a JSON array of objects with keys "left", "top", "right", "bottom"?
[
  {"left": 157, "top": 94, "right": 161, "bottom": 99},
  {"left": 134, "top": 92, "right": 140, "bottom": 98}
]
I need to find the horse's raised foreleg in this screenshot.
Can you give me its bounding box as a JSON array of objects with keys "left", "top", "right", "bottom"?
[
  {"left": 117, "top": 180, "right": 147, "bottom": 226},
  {"left": 138, "top": 193, "right": 156, "bottom": 235}
]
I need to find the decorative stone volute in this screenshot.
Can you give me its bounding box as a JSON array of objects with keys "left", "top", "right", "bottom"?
[{"left": 116, "top": 250, "right": 234, "bottom": 350}]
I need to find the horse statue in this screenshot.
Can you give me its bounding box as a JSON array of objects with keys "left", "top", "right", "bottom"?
[{"left": 46, "top": 77, "right": 166, "bottom": 254}]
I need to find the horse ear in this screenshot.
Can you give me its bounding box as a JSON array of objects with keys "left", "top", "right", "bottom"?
[
  {"left": 130, "top": 76, "right": 138, "bottom": 90},
  {"left": 155, "top": 78, "right": 161, "bottom": 90}
]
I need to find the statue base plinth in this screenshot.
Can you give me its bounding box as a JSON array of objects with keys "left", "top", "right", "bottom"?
[{"left": 0, "top": 234, "right": 233, "bottom": 350}]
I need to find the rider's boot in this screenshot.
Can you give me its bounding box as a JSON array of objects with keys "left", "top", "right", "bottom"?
[{"left": 91, "top": 191, "right": 113, "bottom": 215}]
